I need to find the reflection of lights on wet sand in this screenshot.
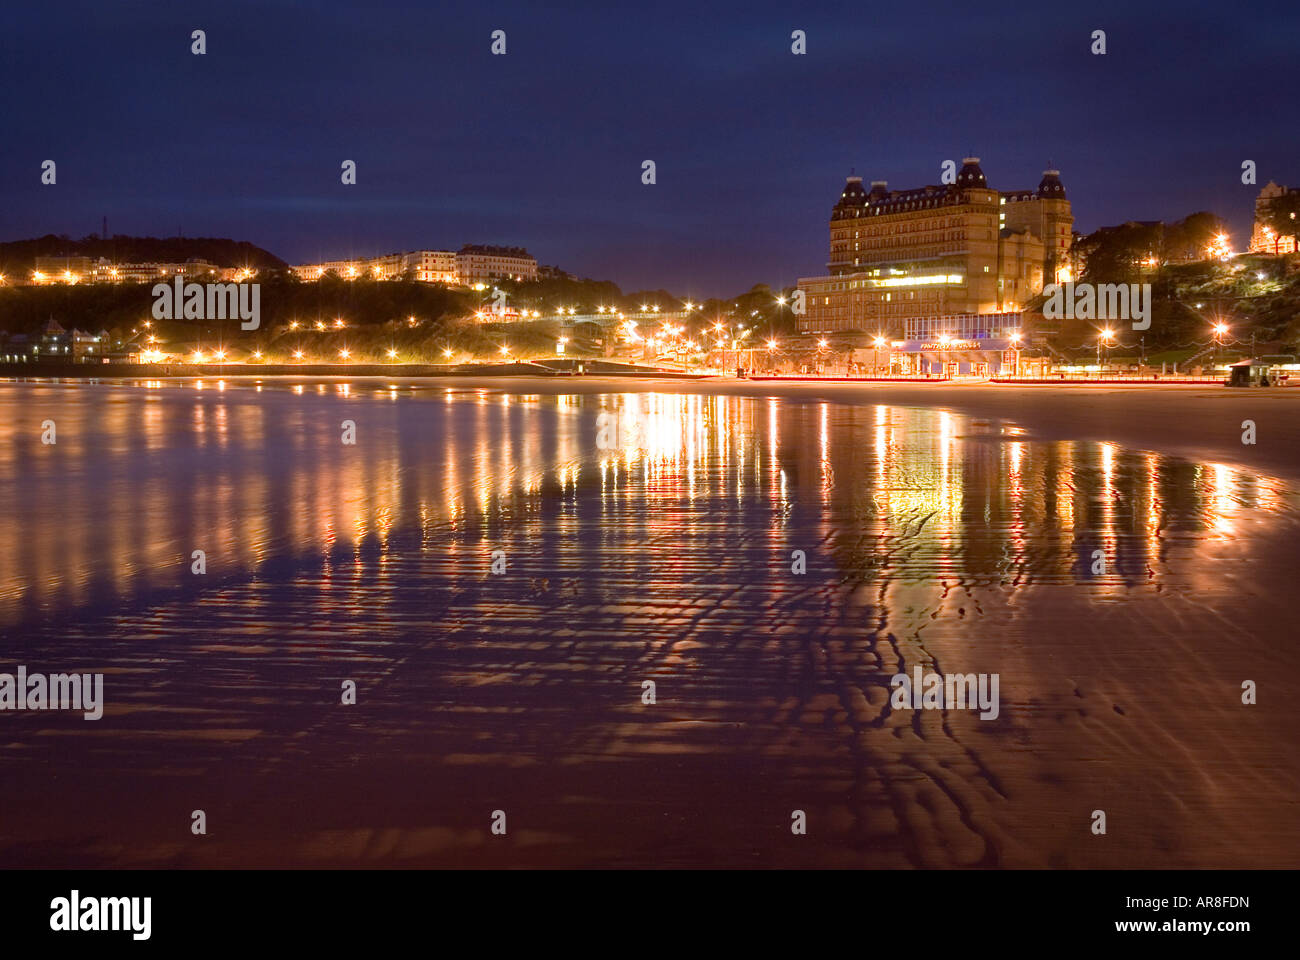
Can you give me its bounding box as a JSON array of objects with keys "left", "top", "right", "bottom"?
[
  {"left": 1255, "top": 478, "right": 1281, "bottom": 512},
  {"left": 1056, "top": 442, "right": 1075, "bottom": 527},
  {"left": 767, "top": 399, "right": 778, "bottom": 474},
  {"left": 475, "top": 399, "right": 492, "bottom": 514},
  {"left": 1098, "top": 443, "right": 1117, "bottom": 576},
  {"left": 1143, "top": 452, "right": 1162, "bottom": 574},
  {"left": 1008, "top": 441, "right": 1027, "bottom": 547},
  {"left": 10, "top": 387, "right": 1297, "bottom": 627},
  {"left": 686, "top": 396, "right": 698, "bottom": 495},
  {"left": 1209, "top": 463, "right": 1237, "bottom": 537},
  {"left": 443, "top": 400, "right": 461, "bottom": 519},
  {"left": 874, "top": 410, "right": 888, "bottom": 490},
  {"left": 1145, "top": 453, "right": 1161, "bottom": 530},
  {"left": 1100, "top": 442, "right": 1116, "bottom": 477},
  {"left": 819, "top": 403, "right": 831, "bottom": 502},
  {"left": 1008, "top": 440, "right": 1024, "bottom": 475},
  {"left": 938, "top": 412, "right": 956, "bottom": 523}
]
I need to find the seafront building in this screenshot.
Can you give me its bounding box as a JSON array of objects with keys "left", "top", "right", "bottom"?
[
  {"left": 796, "top": 158, "right": 1073, "bottom": 375},
  {"left": 290, "top": 244, "right": 537, "bottom": 286},
  {"left": 28, "top": 257, "right": 220, "bottom": 284},
  {"left": 455, "top": 245, "right": 537, "bottom": 284},
  {"left": 21, "top": 245, "right": 539, "bottom": 287},
  {"left": 891, "top": 312, "right": 1045, "bottom": 377},
  {"left": 290, "top": 250, "right": 457, "bottom": 283},
  {"left": 797, "top": 159, "right": 1072, "bottom": 336}
]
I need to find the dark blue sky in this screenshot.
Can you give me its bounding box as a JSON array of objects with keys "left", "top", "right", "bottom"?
[{"left": 3, "top": 0, "right": 1296, "bottom": 296}]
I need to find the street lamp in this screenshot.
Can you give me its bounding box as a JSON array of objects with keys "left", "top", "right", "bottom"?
[
  {"left": 1097, "top": 328, "right": 1115, "bottom": 368},
  {"left": 872, "top": 335, "right": 887, "bottom": 375},
  {"left": 1212, "top": 322, "right": 1229, "bottom": 368},
  {"left": 1009, "top": 331, "right": 1022, "bottom": 376}
]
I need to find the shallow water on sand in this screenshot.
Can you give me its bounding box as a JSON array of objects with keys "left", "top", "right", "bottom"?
[{"left": 1, "top": 379, "right": 1297, "bottom": 867}]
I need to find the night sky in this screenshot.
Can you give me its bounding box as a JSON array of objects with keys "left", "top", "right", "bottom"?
[{"left": 3, "top": 0, "right": 1296, "bottom": 295}]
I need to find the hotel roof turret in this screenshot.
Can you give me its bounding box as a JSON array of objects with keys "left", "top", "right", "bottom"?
[
  {"left": 954, "top": 157, "right": 987, "bottom": 188},
  {"left": 1037, "top": 169, "right": 1066, "bottom": 199}
]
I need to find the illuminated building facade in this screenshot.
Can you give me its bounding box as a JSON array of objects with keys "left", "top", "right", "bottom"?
[
  {"left": 456, "top": 245, "right": 538, "bottom": 283},
  {"left": 1249, "top": 181, "right": 1297, "bottom": 255},
  {"left": 291, "top": 246, "right": 537, "bottom": 284},
  {"left": 31, "top": 256, "right": 93, "bottom": 283},
  {"left": 889, "top": 311, "right": 1026, "bottom": 377},
  {"left": 798, "top": 159, "right": 1073, "bottom": 336},
  {"left": 406, "top": 250, "right": 459, "bottom": 283},
  {"left": 95, "top": 260, "right": 218, "bottom": 282},
  {"left": 31, "top": 257, "right": 217, "bottom": 284}
]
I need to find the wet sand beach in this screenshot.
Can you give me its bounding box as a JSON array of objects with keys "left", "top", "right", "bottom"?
[{"left": 1, "top": 378, "right": 1297, "bottom": 867}]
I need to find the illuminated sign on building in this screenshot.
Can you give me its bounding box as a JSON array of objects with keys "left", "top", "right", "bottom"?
[{"left": 903, "top": 338, "right": 1012, "bottom": 352}]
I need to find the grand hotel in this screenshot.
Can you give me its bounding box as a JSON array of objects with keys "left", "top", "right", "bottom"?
[{"left": 796, "top": 158, "right": 1073, "bottom": 346}]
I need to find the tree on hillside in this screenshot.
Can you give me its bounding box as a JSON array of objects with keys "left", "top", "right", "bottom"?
[
  {"left": 505, "top": 277, "right": 623, "bottom": 311},
  {"left": 1075, "top": 222, "right": 1163, "bottom": 284},
  {"left": 1162, "top": 212, "right": 1226, "bottom": 262},
  {"left": 0, "top": 233, "right": 288, "bottom": 273}
]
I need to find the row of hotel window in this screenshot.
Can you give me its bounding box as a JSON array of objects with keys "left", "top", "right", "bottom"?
[
  {"left": 833, "top": 233, "right": 1002, "bottom": 254},
  {"left": 817, "top": 291, "right": 954, "bottom": 303},
  {"left": 816, "top": 270, "right": 1031, "bottom": 295},
  {"left": 838, "top": 215, "right": 995, "bottom": 234}
]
